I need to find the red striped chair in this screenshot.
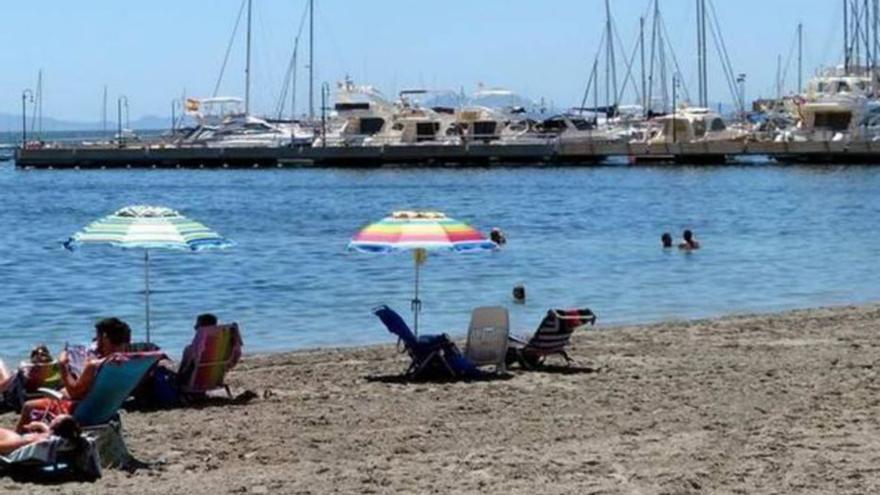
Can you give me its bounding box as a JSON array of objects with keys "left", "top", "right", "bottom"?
[{"left": 507, "top": 309, "right": 596, "bottom": 369}]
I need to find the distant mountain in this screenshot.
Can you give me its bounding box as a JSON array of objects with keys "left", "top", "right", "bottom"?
[{"left": 0, "top": 113, "right": 172, "bottom": 132}]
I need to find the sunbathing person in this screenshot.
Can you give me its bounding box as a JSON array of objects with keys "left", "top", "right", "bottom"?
[
  {"left": 0, "top": 415, "right": 82, "bottom": 455},
  {"left": 16, "top": 318, "right": 131, "bottom": 432},
  {"left": 0, "top": 360, "right": 12, "bottom": 393}
]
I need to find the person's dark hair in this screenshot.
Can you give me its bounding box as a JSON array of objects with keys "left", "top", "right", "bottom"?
[
  {"left": 683, "top": 230, "right": 694, "bottom": 242},
  {"left": 50, "top": 415, "right": 82, "bottom": 441},
  {"left": 661, "top": 232, "right": 673, "bottom": 248},
  {"left": 95, "top": 318, "right": 131, "bottom": 346},
  {"left": 195, "top": 313, "right": 218, "bottom": 329},
  {"left": 49, "top": 415, "right": 90, "bottom": 465},
  {"left": 30, "top": 344, "right": 53, "bottom": 364}
]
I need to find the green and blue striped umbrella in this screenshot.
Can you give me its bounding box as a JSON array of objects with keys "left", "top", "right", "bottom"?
[{"left": 64, "top": 205, "right": 233, "bottom": 341}]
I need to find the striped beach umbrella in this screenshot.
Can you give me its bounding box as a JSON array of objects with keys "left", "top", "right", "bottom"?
[
  {"left": 349, "top": 211, "right": 498, "bottom": 334},
  {"left": 64, "top": 205, "right": 233, "bottom": 341}
]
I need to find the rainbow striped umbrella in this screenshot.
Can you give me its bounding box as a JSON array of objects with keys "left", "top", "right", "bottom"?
[
  {"left": 349, "top": 211, "right": 498, "bottom": 334},
  {"left": 64, "top": 205, "right": 233, "bottom": 341}
]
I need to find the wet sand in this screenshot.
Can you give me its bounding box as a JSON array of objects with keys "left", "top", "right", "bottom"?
[{"left": 3, "top": 304, "right": 880, "bottom": 494}]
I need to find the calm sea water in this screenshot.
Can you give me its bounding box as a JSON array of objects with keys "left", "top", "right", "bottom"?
[{"left": 1, "top": 158, "right": 879, "bottom": 363}]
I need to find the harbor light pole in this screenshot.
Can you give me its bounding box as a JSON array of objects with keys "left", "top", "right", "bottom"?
[
  {"left": 117, "top": 95, "right": 129, "bottom": 148},
  {"left": 321, "top": 82, "right": 329, "bottom": 148},
  {"left": 21, "top": 89, "right": 34, "bottom": 148}
]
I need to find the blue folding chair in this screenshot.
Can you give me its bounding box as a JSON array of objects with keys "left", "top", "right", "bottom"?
[
  {"left": 373, "top": 305, "right": 481, "bottom": 380},
  {"left": 38, "top": 352, "right": 163, "bottom": 426}
]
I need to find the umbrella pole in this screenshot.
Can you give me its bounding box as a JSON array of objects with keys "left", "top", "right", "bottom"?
[
  {"left": 144, "top": 249, "right": 151, "bottom": 343},
  {"left": 412, "top": 249, "right": 424, "bottom": 337}
]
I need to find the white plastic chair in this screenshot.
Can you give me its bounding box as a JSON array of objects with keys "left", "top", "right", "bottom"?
[{"left": 464, "top": 306, "right": 509, "bottom": 373}]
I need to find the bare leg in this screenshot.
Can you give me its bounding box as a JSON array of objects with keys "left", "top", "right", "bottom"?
[{"left": 0, "top": 359, "right": 11, "bottom": 392}]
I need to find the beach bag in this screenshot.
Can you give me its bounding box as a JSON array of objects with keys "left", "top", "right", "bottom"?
[{"left": 132, "top": 366, "right": 180, "bottom": 409}]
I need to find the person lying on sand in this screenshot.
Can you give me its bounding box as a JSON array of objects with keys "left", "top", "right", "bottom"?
[
  {"left": 15, "top": 318, "right": 131, "bottom": 432},
  {"left": 0, "top": 414, "right": 81, "bottom": 455},
  {"left": 678, "top": 229, "right": 701, "bottom": 250}
]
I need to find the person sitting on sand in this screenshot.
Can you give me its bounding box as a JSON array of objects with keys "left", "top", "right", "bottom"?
[
  {"left": 16, "top": 318, "right": 131, "bottom": 432},
  {"left": 661, "top": 232, "right": 673, "bottom": 248},
  {"left": 0, "top": 414, "right": 82, "bottom": 455},
  {"left": 177, "top": 313, "right": 218, "bottom": 386},
  {"left": 678, "top": 229, "right": 701, "bottom": 250}
]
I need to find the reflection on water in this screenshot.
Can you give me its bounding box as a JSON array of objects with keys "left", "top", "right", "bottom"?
[{"left": 1, "top": 162, "right": 879, "bottom": 361}]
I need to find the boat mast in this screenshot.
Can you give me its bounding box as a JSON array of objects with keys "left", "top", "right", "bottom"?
[
  {"left": 245, "top": 0, "right": 252, "bottom": 115},
  {"left": 640, "top": 16, "right": 647, "bottom": 112},
  {"left": 798, "top": 22, "right": 803, "bottom": 93},
  {"left": 845, "top": 0, "right": 850, "bottom": 72},
  {"left": 604, "top": 0, "right": 618, "bottom": 110},
  {"left": 309, "top": 0, "right": 315, "bottom": 120},
  {"left": 696, "top": 0, "right": 708, "bottom": 107}
]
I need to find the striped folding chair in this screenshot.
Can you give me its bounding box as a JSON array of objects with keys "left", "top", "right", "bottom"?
[
  {"left": 507, "top": 309, "right": 597, "bottom": 369},
  {"left": 180, "top": 323, "right": 243, "bottom": 398}
]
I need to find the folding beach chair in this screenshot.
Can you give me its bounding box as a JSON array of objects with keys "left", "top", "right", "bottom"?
[
  {"left": 464, "top": 306, "right": 509, "bottom": 373},
  {"left": 507, "top": 309, "right": 597, "bottom": 369},
  {"left": 373, "top": 305, "right": 481, "bottom": 380},
  {"left": 37, "top": 352, "right": 164, "bottom": 427},
  {"left": 179, "top": 323, "right": 242, "bottom": 399}
]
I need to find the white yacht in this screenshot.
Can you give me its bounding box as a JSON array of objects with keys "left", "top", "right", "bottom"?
[
  {"left": 648, "top": 107, "right": 747, "bottom": 143},
  {"left": 179, "top": 97, "right": 311, "bottom": 147},
  {"left": 782, "top": 66, "right": 880, "bottom": 142}
]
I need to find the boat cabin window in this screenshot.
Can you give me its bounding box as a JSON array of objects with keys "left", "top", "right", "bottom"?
[
  {"left": 570, "top": 118, "right": 594, "bottom": 131},
  {"left": 814, "top": 112, "right": 852, "bottom": 131},
  {"left": 856, "top": 81, "right": 868, "bottom": 91},
  {"left": 837, "top": 81, "right": 851, "bottom": 93},
  {"left": 540, "top": 119, "right": 567, "bottom": 133},
  {"left": 709, "top": 118, "right": 726, "bottom": 131},
  {"left": 692, "top": 120, "right": 707, "bottom": 138},
  {"left": 472, "top": 121, "right": 497, "bottom": 137},
  {"left": 358, "top": 117, "right": 385, "bottom": 135},
  {"left": 817, "top": 82, "right": 828, "bottom": 93},
  {"left": 416, "top": 122, "right": 439, "bottom": 141},
  {"left": 335, "top": 102, "right": 370, "bottom": 111},
  {"left": 391, "top": 122, "right": 405, "bottom": 132}
]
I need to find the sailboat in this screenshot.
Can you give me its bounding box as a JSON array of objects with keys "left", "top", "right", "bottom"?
[{"left": 178, "top": 0, "right": 315, "bottom": 148}]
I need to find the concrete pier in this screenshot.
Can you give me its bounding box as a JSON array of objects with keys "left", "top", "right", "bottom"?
[{"left": 12, "top": 140, "right": 880, "bottom": 169}]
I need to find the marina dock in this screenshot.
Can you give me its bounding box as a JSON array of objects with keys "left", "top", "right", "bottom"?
[{"left": 13, "top": 140, "right": 880, "bottom": 169}]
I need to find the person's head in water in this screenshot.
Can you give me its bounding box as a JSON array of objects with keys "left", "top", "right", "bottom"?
[
  {"left": 512, "top": 284, "right": 526, "bottom": 304},
  {"left": 490, "top": 228, "right": 506, "bottom": 246},
  {"left": 661, "top": 232, "right": 673, "bottom": 248},
  {"left": 195, "top": 313, "right": 218, "bottom": 330},
  {"left": 679, "top": 229, "right": 700, "bottom": 250}
]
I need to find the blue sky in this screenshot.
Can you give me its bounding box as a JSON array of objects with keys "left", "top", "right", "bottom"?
[{"left": 0, "top": 1, "right": 844, "bottom": 121}]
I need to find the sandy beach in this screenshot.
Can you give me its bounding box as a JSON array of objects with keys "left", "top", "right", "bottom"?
[{"left": 3, "top": 303, "right": 880, "bottom": 494}]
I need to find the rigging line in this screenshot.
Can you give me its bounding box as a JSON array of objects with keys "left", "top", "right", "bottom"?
[
  {"left": 658, "top": 15, "right": 692, "bottom": 102},
  {"left": 276, "top": 1, "right": 311, "bottom": 118},
  {"left": 213, "top": 0, "right": 248, "bottom": 98},
  {"left": 579, "top": 34, "right": 607, "bottom": 111},
  {"left": 707, "top": 0, "right": 742, "bottom": 108},
  {"left": 615, "top": 28, "right": 645, "bottom": 105},
  {"left": 780, "top": 27, "right": 800, "bottom": 95}
]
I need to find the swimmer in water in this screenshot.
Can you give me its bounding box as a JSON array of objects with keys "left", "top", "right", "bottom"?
[{"left": 678, "top": 229, "right": 701, "bottom": 250}]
